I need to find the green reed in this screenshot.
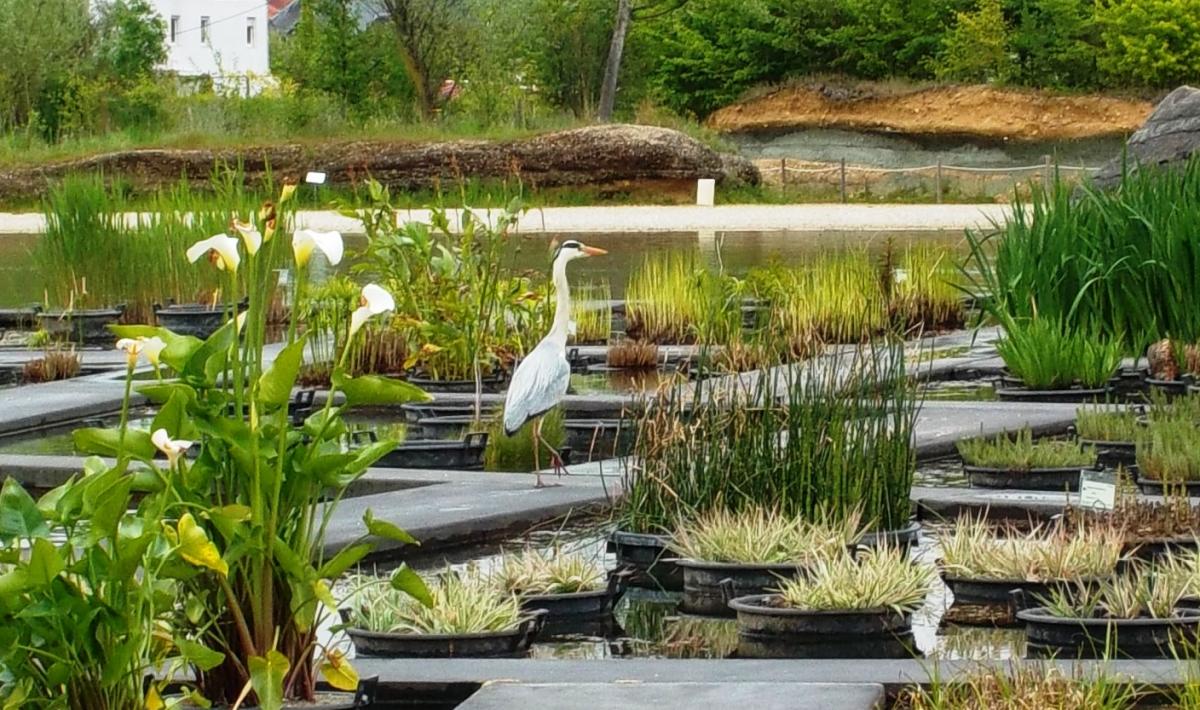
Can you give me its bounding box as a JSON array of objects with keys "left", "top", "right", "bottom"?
[
  {"left": 957, "top": 428, "right": 1096, "bottom": 470},
  {"left": 1137, "top": 418, "right": 1200, "bottom": 483},
  {"left": 624, "top": 252, "right": 739, "bottom": 344},
  {"left": 570, "top": 279, "right": 612, "bottom": 344},
  {"left": 1076, "top": 406, "right": 1143, "bottom": 443},
  {"left": 620, "top": 341, "right": 917, "bottom": 533},
  {"left": 995, "top": 315, "right": 1123, "bottom": 389},
  {"left": 484, "top": 406, "right": 566, "bottom": 472}
]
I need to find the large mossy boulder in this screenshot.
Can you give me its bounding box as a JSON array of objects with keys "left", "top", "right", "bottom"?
[
  {"left": 1095, "top": 86, "right": 1200, "bottom": 189},
  {"left": 0, "top": 124, "right": 758, "bottom": 201}
]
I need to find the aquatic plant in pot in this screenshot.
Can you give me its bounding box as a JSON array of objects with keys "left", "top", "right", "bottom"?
[
  {"left": 1018, "top": 561, "right": 1200, "bottom": 659},
  {"left": 1075, "top": 405, "right": 1143, "bottom": 469},
  {"left": 670, "top": 508, "right": 864, "bottom": 617},
  {"left": 77, "top": 186, "right": 432, "bottom": 708},
  {"left": 937, "top": 514, "right": 1122, "bottom": 625},
  {"left": 1145, "top": 338, "right": 1200, "bottom": 395},
  {"left": 570, "top": 279, "right": 613, "bottom": 345},
  {"left": 993, "top": 316, "right": 1122, "bottom": 402},
  {"left": 343, "top": 570, "right": 545, "bottom": 658},
  {"left": 956, "top": 428, "right": 1099, "bottom": 491},
  {"left": 1067, "top": 493, "right": 1200, "bottom": 560},
  {"left": 490, "top": 548, "right": 619, "bottom": 633},
  {"left": 1135, "top": 418, "right": 1200, "bottom": 496},
  {"left": 728, "top": 545, "right": 933, "bottom": 659}
]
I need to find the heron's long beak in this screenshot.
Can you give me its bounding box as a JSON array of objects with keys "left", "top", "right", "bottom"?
[{"left": 581, "top": 245, "right": 608, "bottom": 257}]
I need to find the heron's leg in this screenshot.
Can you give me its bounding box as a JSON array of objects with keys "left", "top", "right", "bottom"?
[
  {"left": 531, "top": 418, "right": 544, "bottom": 488},
  {"left": 537, "top": 432, "right": 566, "bottom": 477}
]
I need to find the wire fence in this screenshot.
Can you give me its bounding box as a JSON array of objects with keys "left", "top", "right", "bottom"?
[{"left": 760, "top": 156, "right": 1102, "bottom": 203}]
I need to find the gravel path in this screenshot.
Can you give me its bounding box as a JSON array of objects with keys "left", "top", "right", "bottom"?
[{"left": 0, "top": 203, "right": 1012, "bottom": 235}]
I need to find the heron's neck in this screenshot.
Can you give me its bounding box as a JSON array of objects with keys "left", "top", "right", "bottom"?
[{"left": 549, "top": 256, "right": 572, "bottom": 346}]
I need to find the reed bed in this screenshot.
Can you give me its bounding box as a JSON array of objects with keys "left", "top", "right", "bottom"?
[
  {"left": 761, "top": 250, "right": 886, "bottom": 345},
  {"left": 490, "top": 549, "right": 606, "bottom": 595},
  {"left": 346, "top": 571, "right": 523, "bottom": 635},
  {"left": 956, "top": 429, "right": 1096, "bottom": 470},
  {"left": 620, "top": 343, "right": 917, "bottom": 533},
  {"left": 570, "top": 280, "right": 612, "bottom": 344},
  {"left": 995, "top": 316, "right": 1123, "bottom": 389},
  {"left": 670, "top": 508, "right": 864, "bottom": 565},
  {"left": 890, "top": 243, "right": 967, "bottom": 332},
  {"left": 774, "top": 546, "right": 933, "bottom": 613},
  {"left": 623, "top": 252, "right": 742, "bottom": 345},
  {"left": 938, "top": 515, "right": 1122, "bottom": 582},
  {"left": 965, "top": 156, "right": 1200, "bottom": 352}
]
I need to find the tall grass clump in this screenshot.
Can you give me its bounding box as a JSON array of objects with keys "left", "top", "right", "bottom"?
[
  {"left": 490, "top": 549, "right": 606, "bottom": 595},
  {"left": 570, "top": 279, "right": 612, "bottom": 344},
  {"left": 624, "top": 252, "right": 739, "bottom": 344},
  {"left": 1076, "top": 406, "right": 1143, "bottom": 443},
  {"left": 957, "top": 428, "right": 1096, "bottom": 470},
  {"left": 965, "top": 157, "right": 1200, "bottom": 352},
  {"left": 1137, "top": 418, "right": 1200, "bottom": 483},
  {"left": 995, "top": 315, "right": 1122, "bottom": 389},
  {"left": 670, "top": 508, "right": 864, "bottom": 565},
  {"left": 901, "top": 666, "right": 1143, "bottom": 710},
  {"left": 890, "top": 243, "right": 966, "bottom": 332},
  {"left": 620, "top": 342, "right": 917, "bottom": 534},
  {"left": 938, "top": 515, "right": 1123, "bottom": 581},
  {"left": 484, "top": 406, "right": 566, "bottom": 471},
  {"left": 774, "top": 546, "right": 933, "bottom": 613},
  {"left": 758, "top": 250, "right": 886, "bottom": 345},
  {"left": 346, "top": 571, "right": 523, "bottom": 635},
  {"left": 1041, "top": 561, "right": 1192, "bottom": 620}
]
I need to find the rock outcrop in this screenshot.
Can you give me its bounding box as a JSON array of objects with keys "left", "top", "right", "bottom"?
[
  {"left": 1094, "top": 86, "right": 1200, "bottom": 189},
  {"left": 0, "top": 124, "right": 758, "bottom": 201}
]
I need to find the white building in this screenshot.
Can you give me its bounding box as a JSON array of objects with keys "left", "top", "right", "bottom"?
[{"left": 149, "top": 1, "right": 271, "bottom": 95}]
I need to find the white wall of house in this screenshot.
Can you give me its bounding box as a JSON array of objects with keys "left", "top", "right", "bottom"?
[{"left": 149, "top": 0, "right": 271, "bottom": 94}]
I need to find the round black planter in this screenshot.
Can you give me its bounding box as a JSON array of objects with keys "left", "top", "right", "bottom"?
[
  {"left": 345, "top": 611, "right": 545, "bottom": 658},
  {"left": 1135, "top": 475, "right": 1200, "bottom": 497},
  {"left": 857, "top": 521, "right": 922, "bottom": 553},
  {"left": 942, "top": 574, "right": 1108, "bottom": 625},
  {"left": 609, "top": 529, "right": 683, "bottom": 591},
  {"left": 729, "top": 594, "right": 916, "bottom": 659},
  {"left": 37, "top": 307, "right": 125, "bottom": 345},
  {"left": 994, "top": 385, "right": 1112, "bottom": 403},
  {"left": 407, "top": 373, "right": 506, "bottom": 393},
  {"left": 962, "top": 464, "right": 1095, "bottom": 492},
  {"left": 677, "top": 559, "right": 808, "bottom": 617},
  {"left": 363, "top": 431, "right": 489, "bottom": 470},
  {"left": 154, "top": 303, "right": 230, "bottom": 339},
  {"left": 1018, "top": 606, "right": 1200, "bottom": 659},
  {"left": 1078, "top": 438, "right": 1137, "bottom": 469},
  {"left": 519, "top": 574, "right": 626, "bottom": 635},
  {"left": 400, "top": 402, "right": 498, "bottom": 423},
  {"left": 1147, "top": 378, "right": 1190, "bottom": 399},
  {"left": 0, "top": 305, "right": 39, "bottom": 330}
]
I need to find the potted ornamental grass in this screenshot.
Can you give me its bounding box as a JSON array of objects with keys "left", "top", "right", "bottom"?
[
  {"left": 490, "top": 549, "right": 619, "bottom": 633},
  {"left": 993, "top": 316, "right": 1122, "bottom": 402},
  {"left": 1018, "top": 560, "right": 1200, "bottom": 659},
  {"left": 343, "top": 571, "right": 544, "bottom": 658},
  {"left": 1136, "top": 418, "right": 1200, "bottom": 495},
  {"left": 938, "top": 514, "right": 1123, "bottom": 624},
  {"left": 1066, "top": 493, "right": 1200, "bottom": 560},
  {"left": 728, "top": 545, "right": 933, "bottom": 658},
  {"left": 1075, "top": 405, "right": 1143, "bottom": 468},
  {"left": 956, "top": 428, "right": 1099, "bottom": 491},
  {"left": 670, "top": 507, "right": 864, "bottom": 616}
]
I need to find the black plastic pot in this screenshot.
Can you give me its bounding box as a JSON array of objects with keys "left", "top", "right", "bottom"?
[
  {"left": 678, "top": 559, "right": 807, "bottom": 617},
  {"left": 406, "top": 373, "right": 506, "bottom": 393},
  {"left": 1018, "top": 606, "right": 1200, "bottom": 659},
  {"left": 1078, "top": 438, "right": 1138, "bottom": 469},
  {"left": 519, "top": 574, "right": 626, "bottom": 635},
  {"left": 0, "top": 305, "right": 39, "bottom": 329},
  {"left": 400, "top": 401, "right": 497, "bottom": 423},
  {"left": 154, "top": 303, "right": 229, "bottom": 339},
  {"left": 994, "top": 385, "right": 1112, "bottom": 403},
  {"left": 1135, "top": 475, "right": 1200, "bottom": 497},
  {"left": 943, "top": 574, "right": 1107, "bottom": 626},
  {"left": 355, "top": 430, "right": 489, "bottom": 469},
  {"left": 729, "top": 594, "right": 916, "bottom": 659},
  {"left": 37, "top": 306, "right": 125, "bottom": 345},
  {"left": 1147, "top": 378, "right": 1190, "bottom": 399},
  {"left": 345, "top": 610, "right": 546, "bottom": 658},
  {"left": 962, "top": 464, "right": 1095, "bottom": 492},
  {"left": 564, "top": 419, "right": 634, "bottom": 458},
  {"left": 857, "top": 521, "right": 922, "bottom": 553},
  {"left": 609, "top": 529, "right": 683, "bottom": 591}
]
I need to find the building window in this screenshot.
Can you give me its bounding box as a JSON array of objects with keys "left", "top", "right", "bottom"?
[
  {"left": 200, "top": 16, "right": 210, "bottom": 43},
  {"left": 246, "top": 17, "right": 256, "bottom": 46},
  {"left": 169, "top": 15, "right": 179, "bottom": 43}
]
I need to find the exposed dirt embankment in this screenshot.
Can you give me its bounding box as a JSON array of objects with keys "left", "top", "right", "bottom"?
[
  {"left": 709, "top": 84, "right": 1154, "bottom": 141},
  {"left": 0, "top": 124, "right": 758, "bottom": 202}
]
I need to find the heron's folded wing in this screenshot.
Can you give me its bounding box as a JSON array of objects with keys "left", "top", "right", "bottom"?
[{"left": 503, "top": 345, "right": 570, "bottom": 434}]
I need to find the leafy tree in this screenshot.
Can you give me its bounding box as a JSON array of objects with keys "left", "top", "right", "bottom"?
[
  {"left": 95, "top": 0, "right": 166, "bottom": 83},
  {"left": 815, "top": 0, "right": 963, "bottom": 80},
  {"left": 0, "top": 0, "right": 93, "bottom": 130},
  {"left": 524, "top": 0, "right": 614, "bottom": 117},
  {"left": 372, "top": 0, "right": 472, "bottom": 119},
  {"left": 1096, "top": 0, "right": 1200, "bottom": 88},
  {"left": 936, "top": 0, "right": 1014, "bottom": 82},
  {"left": 1006, "top": 0, "right": 1098, "bottom": 88}
]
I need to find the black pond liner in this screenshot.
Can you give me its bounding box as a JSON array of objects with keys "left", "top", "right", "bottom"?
[
  {"left": 857, "top": 521, "right": 922, "bottom": 554},
  {"left": 728, "top": 594, "right": 916, "bottom": 659},
  {"left": 609, "top": 529, "right": 683, "bottom": 591},
  {"left": 994, "top": 385, "right": 1112, "bottom": 404},
  {"left": 345, "top": 610, "right": 546, "bottom": 658},
  {"left": 1078, "top": 438, "right": 1138, "bottom": 469},
  {"left": 0, "top": 305, "right": 39, "bottom": 329},
  {"left": 519, "top": 574, "right": 626, "bottom": 635},
  {"left": 1018, "top": 606, "right": 1200, "bottom": 659},
  {"left": 154, "top": 303, "right": 229, "bottom": 339},
  {"left": 1135, "top": 475, "right": 1200, "bottom": 497},
  {"left": 962, "top": 464, "right": 1096, "bottom": 492},
  {"left": 406, "top": 372, "right": 507, "bottom": 393},
  {"left": 677, "top": 559, "right": 808, "bottom": 617},
  {"left": 37, "top": 306, "right": 125, "bottom": 345}
]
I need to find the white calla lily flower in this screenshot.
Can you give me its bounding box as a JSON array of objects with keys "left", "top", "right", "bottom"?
[
  {"left": 152, "top": 428, "right": 193, "bottom": 465},
  {"left": 186, "top": 234, "right": 241, "bottom": 271},
  {"left": 232, "top": 221, "right": 263, "bottom": 256},
  {"left": 116, "top": 337, "right": 143, "bottom": 365},
  {"left": 349, "top": 283, "right": 395, "bottom": 337},
  {"left": 292, "top": 229, "right": 344, "bottom": 267},
  {"left": 141, "top": 336, "right": 167, "bottom": 367}
]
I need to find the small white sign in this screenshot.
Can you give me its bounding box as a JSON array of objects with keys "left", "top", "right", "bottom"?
[
  {"left": 1079, "top": 469, "right": 1117, "bottom": 511},
  {"left": 305, "top": 171, "right": 327, "bottom": 185}
]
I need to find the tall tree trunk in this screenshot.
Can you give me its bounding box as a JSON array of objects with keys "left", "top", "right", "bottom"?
[{"left": 597, "top": 0, "right": 632, "bottom": 122}]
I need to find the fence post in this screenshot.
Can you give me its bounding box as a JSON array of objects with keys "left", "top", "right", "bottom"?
[
  {"left": 935, "top": 159, "right": 943, "bottom": 204},
  {"left": 840, "top": 158, "right": 847, "bottom": 203},
  {"left": 1042, "top": 154, "right": 1052, "bottom": 188},
  {"left": 781, "top": 158, "right": 787, "bottom": 191}
]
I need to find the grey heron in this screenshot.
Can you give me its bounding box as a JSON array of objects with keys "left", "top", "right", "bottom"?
[{"left": 503, "top": 240, "right": 607, "bottom": 487}]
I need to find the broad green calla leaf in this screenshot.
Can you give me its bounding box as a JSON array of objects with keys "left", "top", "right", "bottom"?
[
  {"left": 176, "top": 513, "right": 228, "bottom": 576},
  {"left": 363, "top": 509, "right": 418, "bottom": 545},
  {"left": 27, "top": 538, "right": 64, "bottom": 586},
  {"left": 248, "top": 650, "right": 289, "bottom": 710},
  {"left": 390, "top": 564, "right": 433, "bottom": 608},
  {"left": 332, "top": 372, "right": 431, "bottom": 406},
  {"left": 72, "top": 427, "right": 156, "bottom": 461},
  {"left": 0, "top": 478, "right": 49, "bottom": 542},
  {"left": 151, "top": 390, "right": 196, "bottom": 441},
  {"left": 317, "top": 543, "right": 372, "bottom": 579},
  {"left": 175, "top": 637, "right": 225, "bottom": 672},
  {"left": 135, "top": 382, "right": 198, "bottom": 406},
  {"left": 319, "top": 649, "right": 359, "bottom": 692},
  {"left": 258, "top": 336, "right": 307, "bottom": 407}
]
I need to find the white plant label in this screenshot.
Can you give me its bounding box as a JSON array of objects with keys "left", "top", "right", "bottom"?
[
  {"left": 1078, "top": 469, "right": 1116, "bottom": 511},
  {"left": 305, "top": 171, "right": 327, "bottom": 185}
]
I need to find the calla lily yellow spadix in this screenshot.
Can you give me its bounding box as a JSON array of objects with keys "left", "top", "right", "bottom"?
[
  {"left": 186, "top": 234, "right": 241, "bottom": 271},
  {"left": 116, "top": 337, "right": 144, "bottom": 365},
  {"left": 152, "top": 428, "right": 193, "bottom": 465},
  {"left": 292, "top": 229, "right": 344, "bottom": 267},
  {"left": 232, "top": 221, "right": 262, "bottom": 256},
  {"left": 349, "top": 283, "right": 395, "bottom": 337}
]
